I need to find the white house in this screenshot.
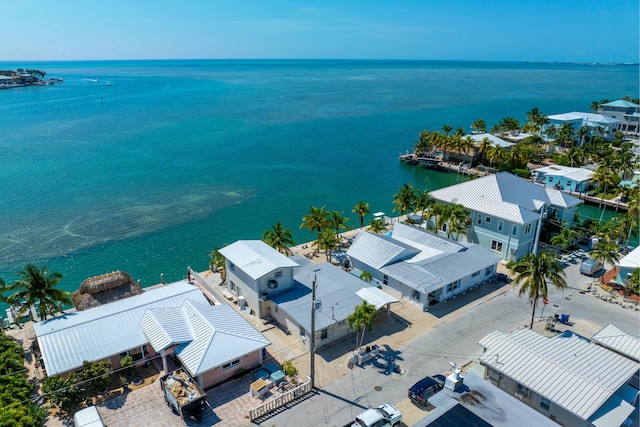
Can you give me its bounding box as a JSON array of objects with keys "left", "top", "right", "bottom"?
[
  {"left": 218, "top": 240, "right": 299, "bottom": 318},
  {"left": 429, "top": 172, "right": 582, "bottom": 261},
  {"left": 347, "top": 222, "right": 500, "bottom": 310},
  {"left": 478, "top": 328, "right": 639, "bottom": 427},
  {"left": 531, "top": 165, "right": 594, "bottom": 193},
  {"left": 219, "top": 241, "right": 398, "bottom": 349},
  {"left": 599, "top": 99, "right": 640, "bottom": 135},
  {"left": 543, "top": 112, "right": 620, "bottom": 141}
]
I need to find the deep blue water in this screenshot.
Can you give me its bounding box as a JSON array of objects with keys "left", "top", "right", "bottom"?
[{"left": 0, "top": 60, "right": 637, "bottom": 296}]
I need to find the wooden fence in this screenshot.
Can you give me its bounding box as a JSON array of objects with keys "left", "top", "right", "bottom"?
[{"left": 248, "top": 381, "right": 312, "bottom": 421}]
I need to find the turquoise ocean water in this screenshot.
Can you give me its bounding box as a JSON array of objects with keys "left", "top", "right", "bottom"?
[{"left": 0, "top": 60, "right": 637, "bottom": 297}]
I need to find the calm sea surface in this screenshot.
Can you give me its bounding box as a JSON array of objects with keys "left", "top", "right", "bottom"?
[{"left": 0, "top": 60, "right": 637, "bottom": 296}]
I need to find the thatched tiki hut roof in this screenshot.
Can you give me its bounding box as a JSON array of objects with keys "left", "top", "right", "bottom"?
[{"left": 72, "top": 270, "right": 143, "bottom": 311}]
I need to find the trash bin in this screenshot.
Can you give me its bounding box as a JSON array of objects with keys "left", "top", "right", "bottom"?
[{"left": 560, "top": 314, "right": 569, "bottom": 324}]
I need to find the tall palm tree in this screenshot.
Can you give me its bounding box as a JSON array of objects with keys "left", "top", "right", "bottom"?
[
  {"left": 461, "top": 135, "right": 475, "bottom": 163},
  {"left": 477, "top": 137, "right": 492, "bottom": 165},
  {"left": 315, "top": 230, "right": 339, "bottom": 262},
  {"left": 471, "top": 119, "right": 486, "bottom": 134},
  {"left": 347, "top": 301, "right": 377, "bottom": 351},
  {"left": 392, "top": 183, "right": 417, "bottom": 218},
  {"left": 300, "top": 206, "right": 329, "bottom": 253},
  {"left": 509, "top": 251, "right": 567, "bottom": 329},
  {"left": 369, "top": 218, "right": 388, "bottom": 234},
  {"left": 591, "top": 241, "right": 620, "bottom": 283},
  {"left": 592, "top": 163, "right": 619, "bottom": 223},
  {"left": 415, "top": 189, "right": 434, "bottom": 227},
  {"left": 442, "top": 124, "right": 452, "bottom": 135},
  {"left": 622, "top": 192, "right": 639, "bottom": 252},
  {"left": 550, "top": 227, "right": 578, "bottom": 251},
  {"left": 262, "top": 222, "right": 295, "bottom": 255},
  {"left": 359, "top": 270, "right": 373, "bottom": 283},
  {"left": 525, "top": 107, "right": 546, "bottom": 135},
  {"left": 446, "top": 203, "right": 471, "bottom": 240},
  {"left": 352, "top": 200, "right": 370, "bottom": 229},
  {"left": 8, "top": 264, "right": 71, "bottom": 321},
  {"left": 329, "top": 210, "right": 350, "bottom": 238},
  {"left": 486, "top": 143, "right": 506, "bottom": 168}
]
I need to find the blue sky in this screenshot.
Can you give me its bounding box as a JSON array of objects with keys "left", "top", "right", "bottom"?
[{"left": 2, "top": 0, "right": 638, "bottom": 62}]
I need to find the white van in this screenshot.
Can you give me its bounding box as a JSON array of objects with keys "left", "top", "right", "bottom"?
[
  {"left": 73, "top": 406, "right": 104, "bottom": 427},
  {"left": 580, "top": 258, "right": 603, "bottom": 276}
]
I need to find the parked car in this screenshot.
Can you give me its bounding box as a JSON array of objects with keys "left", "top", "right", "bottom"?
[
  {"left": 343, "top": 404, "right": 402, "bottom": 427},
  {"left": 580, "top": 258, "right": 603, "bottom": 276},
  {"left": 408, "top": 374, "right": 446, "bottom": 406}
]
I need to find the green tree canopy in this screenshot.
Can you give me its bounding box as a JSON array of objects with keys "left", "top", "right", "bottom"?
[
  {"left": 352, "top": 200, "right": 370, "bottom": 229},
  {"left": 262, "top": 221, "right": 295, "bottom": 255},
  {"left": 5, "top": 264, "right": 71, "bottom": 321},
  {"left": 347, "top": 301, "right": 377, "bottom": 350}
]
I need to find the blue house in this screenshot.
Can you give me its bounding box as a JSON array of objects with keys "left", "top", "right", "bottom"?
[{"left": 532, "top": 165, "right": 594, "bottom": 193}]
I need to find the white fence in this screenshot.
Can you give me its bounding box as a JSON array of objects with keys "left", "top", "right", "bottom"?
[{"left": 248, "top": 381, "right": 312, "bottom": 421}]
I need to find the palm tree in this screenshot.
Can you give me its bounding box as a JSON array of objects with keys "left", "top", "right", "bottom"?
[
  {"left": 591, "top": 241, "right": 620, "bottom": 283},
  {"left": 415, "top": 189, "right": 434, "bottom": 227},
  {"left": 486, "top": 143, "right": 506, "bottom": 168},
  {"left": 626, "top": 269, "right": 640, "bottom": 295},
  {"left": 347, "top": 301, "right": 377, "bottom": 351},
  {"left": 329, "top": 210, "right": 350, "bottom": 238},
  {"left": 565, "top": 146, "right": 584, "bottom": 168},
  {"left": 550, "top": 227, "right": 578, "bottom": 251},
  {"left": 316, "top": 230, "right": 339, "bottom": 262},
  {"left": 476, "top": 137, "right": 492, "bottom": 165},
  {"left": 622, "top": 192, "right": 639, "bottom": 252},
  {"left": 262, "top": 222, "right": 295, "bottom": 255},
  {"left": 208, "top": 247, "right": 227, "bottom": 282},
  {"left": 592, "top": 163, "right": 620, "bottom": 223},
  {"left": 446, "top": 203, "right": 471, "bottom": 240},
  {"left": 8, "top": 264, "right": 71, "bottom": 321},
  {"left": 392, "top": 183, "right": 417, "bottom": 218},
  {"left": 471, "top": 119, "right": 486, "bottom": 134},
  {"left": 442, "top": 124, "right": 452, "bottom": 135},
  {"left": 300, "top": 206, "right": 329, "bottom": 252},
  {"left": 352, "top": 200, "right": 370, "bottom": 229},
  {"left": 461, "top": 135, "right": 475, "bottom": 163},
  {"left": 359, "top": 270, "right": 373, "bottom": 283},
  {"left": 525, "top": 107, "right": 546, "bottom": 135},
  {"left": 509, "top": 251, "right": 567, "bottom": 329},
  {"left": 369, "top": 218, "right": 388, "bottom": 234}
]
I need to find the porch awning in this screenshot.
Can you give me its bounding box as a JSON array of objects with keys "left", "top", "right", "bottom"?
[{"left": 356, "top": 287, "right": 399, "bottom": 310}]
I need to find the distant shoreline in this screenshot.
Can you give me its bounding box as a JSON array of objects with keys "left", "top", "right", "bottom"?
[{"left": 0, "top": 68, "right": 62, "bottom": 90}]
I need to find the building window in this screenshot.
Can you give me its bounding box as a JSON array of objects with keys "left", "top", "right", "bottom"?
[
  {"left": 476, "top": 214, "right": 483, "bottom": 225},
  {"left": 471, "top": 270, "right": 480, "bottom": 278},
  {"left": 441, "top": 222, "right": 447, "bottom": 232},
  {"left": 485, "top": 216, "right": 491, "bottom": 223},
  {"left": 540, "top": 397, "right": 551, "bottom": 411},
  {"left": 512, "top": 225, "right": 518, "bottom": 236},
  {"left": 411, "top": 289, "right": 421, "bottom": 301},
  {"left": 498, "top": 220, "right": 504, "bottom": 232},
  {"left": 383, "top": 275, "right": 388, "bottom": 285},
  {"left": 485, "top": 266, "right": 493, "bottom": 276},
  {"left": 230, "top": 281, "right": 236, "bottom": 292},
  {"left": 320, "top": 329, "right": 328, "bottom": 340},
  {"left": 446, "top": 281, "right": 460, "bottom": 293},
  {"left": 517, "top": 383, "right": 529, "bottom": 396},
  {"left": 222, "top": 359, "right": 241, "bottom": 371},
  {"left": 275, "top": 271, "right": 282, "bottom": 278},
  {"left": 229, "top": 262, "right": 235, "bottom": 272},
  {"left": 491, "top": 240, "right": 503, "bottom": 252},
  {"left": 525, "top": 223, "right": 532, "bottom": 234}
]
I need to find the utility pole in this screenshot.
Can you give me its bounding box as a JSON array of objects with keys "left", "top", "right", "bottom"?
[
  {"left": 532, "top": 203, "right": 546, "bottom": 255},
  {"left": 310, "top": 274, "right": 317, "bottom": 389}
]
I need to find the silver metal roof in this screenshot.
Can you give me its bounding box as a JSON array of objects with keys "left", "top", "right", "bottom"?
[
  {"left": 270, "top": 262, "right": 376, "bottom": 332},
  {"left": 355, "top": 287, "right": 398, "bottom": 310},
  {"left": 219, "top": 240, "right": 299, "bottom": 280},
  {"left": 172, "top": 301, "right": 270, "bottom": 376},
  {"left": 617, "top": 246, "right": 640, "bottom": 269},
  {"left": 430, "top": 172, "right": 581, "bottom": 225},
  {"left": 381, "top": 245, "right": 499, "bottom": 294},
  {"left": 468, "top": 132, "right": 515, "bottom": 148},
  {"left": 532, "top": 165, "right": 594, "bottom": 182},
  {"left": 347, "top": 231, "right": 419, "bottom": 269},
  {"left": 478, "top": 329, "right": 640, "bottom": 421},
  {"left": 34, "top": 281, "right": 205, "bottom": 376},
  {"left": 591, "top": 324, "right": 640, "bottom": 362},
  {"left": 391, "top": 222, "right": 463, "bottom": 254}
]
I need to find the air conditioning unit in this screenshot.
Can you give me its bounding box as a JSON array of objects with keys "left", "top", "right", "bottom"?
[
  {"left": 268, "top": 280, "right": 278, "bottom": 290},
  {"left": 514, "top": 391, "right": 524, "bottom": 400}
]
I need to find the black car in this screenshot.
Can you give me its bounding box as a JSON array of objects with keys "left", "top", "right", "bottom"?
[{"left": 408, "top": 374, "right": 446, "bottom": 406}]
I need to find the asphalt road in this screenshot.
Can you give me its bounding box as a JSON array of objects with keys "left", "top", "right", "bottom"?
[{"left": 259, "top": 260, "right": 639, "bottom": 427}]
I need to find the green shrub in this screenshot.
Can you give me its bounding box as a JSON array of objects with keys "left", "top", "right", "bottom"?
[
  {"left": 282, "top": 360, "right": 298, "bottom": 377},
  {"left": 42, "top": 373, "right": 84, "bottom": 414},
  {"left": 80, "top": 360, "right": 111, "bottom": 392},
  {"left": 512, "top": 168, "right": 531, "bottom": 178},
  {"left": 120, "top": 355, "right": 135, "bottom": 376}
]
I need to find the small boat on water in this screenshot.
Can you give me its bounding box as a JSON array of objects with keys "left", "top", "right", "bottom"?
[{"left": 416, "top": 155, "right": 443, "bottom": 167}]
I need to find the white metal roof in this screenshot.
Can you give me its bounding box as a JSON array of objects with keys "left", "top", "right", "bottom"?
[
  {"left": 478, "top": 329, "right": 639, "bottom": 421},
  {"left": 617, "top": 246, "right": 640, "bottom": 269},
  {"left": 468, "top": 133, "right": 515, "bottom": 148},
  {"left": 347, "top": 231, "right": 419, "bottom": 269},
  {"left": 34, "top": 281, "right": 205, "bottom": 376},
  {"left": 170, "top": 301, "right": 270, "bottom": 376},
  {"left": 429, "top": 172, "right": 581, "bottom": 224},
  {"left": 532, "top": 165, "right": 594, "bottom": 183},
  {"left": 219, "top": 240, "right": 299, "bottom": 280},
  {"left": 547, "top": 112, "right": 620, "bottom": 126},
  {"left": 591, "top": 324, "right": 640, "bottom": 362},
  {"left": 602, "top": 99, "right": 640, "bottom": 108},
  {"left": 355, "top": 287, "right": 398, "bottom": 310}
]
